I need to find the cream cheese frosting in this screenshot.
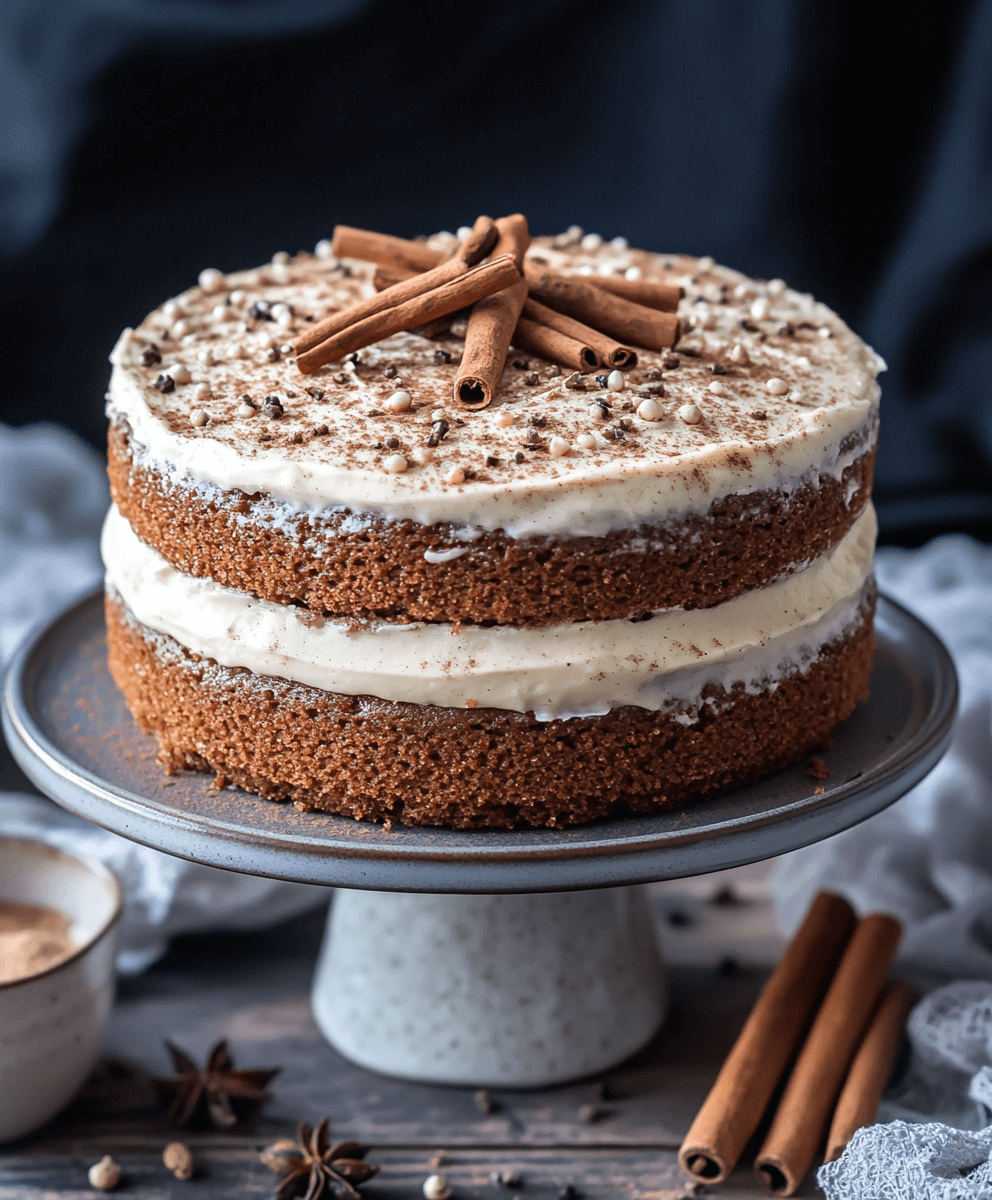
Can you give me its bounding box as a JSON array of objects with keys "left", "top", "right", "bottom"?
[
  {"left": 103, "top": 502, "right": 876, "bottom": 720},
  {"left": 106, "top": 237, "right": 883, "bottom": 539}
]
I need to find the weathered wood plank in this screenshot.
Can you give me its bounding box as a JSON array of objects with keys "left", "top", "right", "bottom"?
[{"left": 0, "top": 1146, "right": 822, "bottom": 1199}]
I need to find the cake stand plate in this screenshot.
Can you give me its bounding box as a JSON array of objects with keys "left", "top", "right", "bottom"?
[
  {"left": 2, "top": 589, "right": 956, "bottom": 894},
  {"left": 1, "top": 588, "right": 957, "bottom": 1086}
]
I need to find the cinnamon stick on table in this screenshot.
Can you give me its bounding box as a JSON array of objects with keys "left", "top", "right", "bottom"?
[
  {"left": 679, "top": 892, "right": 857, "bottom": 1187},
  {"left": 824, "top": 980, "right": 916, "bottom": 1164},
  {"left": 454, "top": 215, "right": 531, "bottom": 409},
  {"left": 753, "top": 912, "right": 903, "bottom": 1197},
  {"left": 521, "top": 298, "right": 636, "bottom": 369},
  {"left": 297, "top": 216, "right": 496, "bottom": 358},
  {"left": 524, "top": 261, "right": 679, "bottom": 350},
  {"left": 296, "top": 255, "right": 521, "bottom": 374}
]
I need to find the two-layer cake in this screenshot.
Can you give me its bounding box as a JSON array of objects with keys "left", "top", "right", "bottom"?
[{"left": 103, "top": 230, "right": 883, "bottom": 828}]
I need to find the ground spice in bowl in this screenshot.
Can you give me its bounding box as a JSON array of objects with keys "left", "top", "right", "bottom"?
[{"left": 0, "top": 899, "right": 75, "bottom": 983}]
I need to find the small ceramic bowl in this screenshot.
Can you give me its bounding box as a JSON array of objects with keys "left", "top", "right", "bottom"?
[{"left": 0, "top": 835, "right": 122, "bottom": 1142}]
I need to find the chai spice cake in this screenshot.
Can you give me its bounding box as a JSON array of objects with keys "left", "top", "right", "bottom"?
[{"left": 102, "top": 218, "right": 883, "bottom": 829}]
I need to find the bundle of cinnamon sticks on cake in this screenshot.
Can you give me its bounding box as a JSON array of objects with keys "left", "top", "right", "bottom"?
[
  {"left": 295, "top": 214, "right": 682, "bottom": 409},
  {"left": 679, "top": 891, "right": 913, "bottom": 1196}
]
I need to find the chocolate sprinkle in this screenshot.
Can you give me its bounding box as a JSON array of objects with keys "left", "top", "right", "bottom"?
[
  {"left": 427, "top": 419, "right": 450, "bottom": 448},
  {"left": 153, "top": 374, "right": 175, "bottom": 393},
  {"left": 384, "top": 436, "right": 400, "bottom": 449},
  {"left": 142, "top": 345, "right": 162, "bottom": 367}
]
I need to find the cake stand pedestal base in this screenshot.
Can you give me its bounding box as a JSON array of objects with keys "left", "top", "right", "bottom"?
[{"left": 310, "top": 885, "right": 666, "bottom": 1087}]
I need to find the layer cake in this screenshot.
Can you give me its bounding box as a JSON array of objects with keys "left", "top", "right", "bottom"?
[{"left": 102, "top": 230, "right": 883, "bottom": 828}]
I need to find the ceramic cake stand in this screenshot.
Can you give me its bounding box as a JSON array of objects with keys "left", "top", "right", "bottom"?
[{"left": 3, "top": 590, "right": 956, "bottom": 1087}]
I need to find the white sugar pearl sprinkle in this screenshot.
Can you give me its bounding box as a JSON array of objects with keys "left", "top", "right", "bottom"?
[
  {"left": 610, "top": 236, "right": 629, "bottom": 251},
  {"left": 315, "top": 239, "right": 333, "bottom": 259},
  {"left": 384, "top": 454, "right": 408, "bottom": 474},
  {"left": 588, "top": 402, "right": 608, "bottom": 421},
  {"left": 707, "top": 381, "right": 726, "bottom": 396},
  {"left": 456, "top": 225, "right": 473, "bottom": 240},
  {"left": 197, "top": 347, "right": 214, "bottom": 365},
  {"left": 272, "top": 250, "right": 290, "bottom": 265},
  {"left": 167, "top": 364, "right": 191, "bottom": 384},
  {"left": 423, "top": 1176, "right": 451, "bottom": 1200},
  {"left": 236, "top": 402, "right": 255, "bottom": 418},
  {"left": 767, "top": 278, "right": 786, "bottom": 296},
  {"left": 194, "top": 382, "right": 211, "bottom": 401},
  {"left": 198, "top": 267, "right": 225, "bottom": 293},
  {"left": 229, "top": 289, "right": 247, "bottom": 306},
  {"left": 606, "top": 370, "right": 625, "bottom": 392},
  {"left": 446, "top": 466, "right": 466, "bottom": 485},
  {"left": 765, "top": 377, "right": 789, "bottom": 395},
  {"left": 385, "top": 390, "right": 412, "bottom": 413},
  {"left": 410, "top": 446, "right": 433, "bottom": 466},
  {"left": 577, "top": 433, "right": 597, "bottom": 449},
  {"left": 637, "top": 397, "right": 664, "bottom": 422},
  {"left": 279, "top": 343, "right": 294, "bottom": 356},
  {"left": 733, "top": 282, "right": 751, "bottom": 299},
  {"left": 431, "top": 408, "right": 447, "bottom": 422},
  {"left": 818, "top": 326, "right": 833, "bottom": 338},
  {"left": 580, "top": 232, "right": 603, "bottom": 251},
  {"left": 789, "top": 389, "right": 804, "bottom": 402},
  {"left": 750, "top": 298, "right": 769, "bottom": 320},
  {"left": 678, "top": 403, "right": 702, "bottom": 425},
  {"left": 170, "top": 320, "right": 190, "bottom": 339},
  {"left": 797, "top": 355, "right": 811, "bottom": 368},
  {"left": 729, "top": 343, "right": 749, "bottom": 365},
  {"left": 624, "top": 265, "right": 642, "bottom": 280},
  {"left": 697, "top": 255, "right": 715, "bottom": 272},
  {"left": 189, "top": 409, "right": 208, "bottom": 427},
  {"left": 163, "top": 299, "right": 183, "bottom": 317},
  {"left": 495, "top": 410, "right": 516, "bottom": 427},
  {"left": 549, "top": 436, "right": 570, "bottom": 457}
]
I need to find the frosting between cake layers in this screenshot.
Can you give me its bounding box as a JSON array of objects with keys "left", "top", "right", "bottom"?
[
  {"left": 102, "top": 502, "right": 876, "bottom": 720},
  {"left": 105, "top": 241, "right": 883, "bottom": 539}
]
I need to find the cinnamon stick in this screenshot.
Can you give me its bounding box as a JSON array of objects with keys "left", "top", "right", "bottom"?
[
  {"left": 521, "top": 298, "right": 636, "bottom": 368},
  {"left": 524, "top": 261, "right": 679, "bottom": 350},
  {"left": 453, "top": 217, "right": 531, "bottom": 409},
  {"left": 299, "top": 216, "right": 498, "bottom": 356},
  {"left": 296, "top": 256, "right": 472, "bottom": 357},
  {"left": 296, "top": 255, "right": 521, "bottom": 374},
  {"left": 512, "top": 317, "right": 598, "bottom": 372},
  {"left": 332, "top": 216, "right": 496, "bottom": 274},
  {"left": 824, "top": 981, "right": 916, "bottom": 1164},
  {"left": 332, "top": 226, "right": 443, "bottom": 273},
  {"left": 753, "top": 913, "right": 903, "bottom": 1196},
  {"left": 586, "top": 275, "right": 682, "bottom": 313},
  {"left": 679, "top": 893, "right": 857, "bottom": 1187}
]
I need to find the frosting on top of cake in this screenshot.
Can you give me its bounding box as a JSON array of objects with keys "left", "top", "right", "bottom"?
[{"left": 107, "top": 233, "right": 884, "bottom": 537}]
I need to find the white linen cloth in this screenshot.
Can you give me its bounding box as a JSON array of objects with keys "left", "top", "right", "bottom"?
[{"left": 0, "top": 422, "right": 325, "bottom": 971}]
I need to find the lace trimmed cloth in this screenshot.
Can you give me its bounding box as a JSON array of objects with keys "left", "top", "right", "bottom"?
[{"left": 819, "top": 983, "right": 992, "bottom": 1199}]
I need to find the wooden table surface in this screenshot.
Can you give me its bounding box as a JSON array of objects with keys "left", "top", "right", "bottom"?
[{"left": 0, "top": 864, "right": 829, "bottom": 1200}]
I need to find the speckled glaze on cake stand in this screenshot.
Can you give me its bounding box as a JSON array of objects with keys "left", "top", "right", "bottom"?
[{"left": 2, "top": 589, "right": 956, "bottom": 1085}]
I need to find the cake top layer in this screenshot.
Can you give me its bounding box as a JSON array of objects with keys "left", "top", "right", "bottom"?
[{"left": 108, "top": 230, "right": 884, "bottom": 537}]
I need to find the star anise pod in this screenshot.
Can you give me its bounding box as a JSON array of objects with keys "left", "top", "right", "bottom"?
[
  {"left": 261, "top": 1119, "right": 378, "bottom": 1200},
  {"left": 155, "top": 1038, "right": 280, "bottom": 1129}
]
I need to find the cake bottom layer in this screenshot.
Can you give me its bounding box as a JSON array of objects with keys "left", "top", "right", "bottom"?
[{"left": 106, "top": 591, "right": 875, "bottom": 830}]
